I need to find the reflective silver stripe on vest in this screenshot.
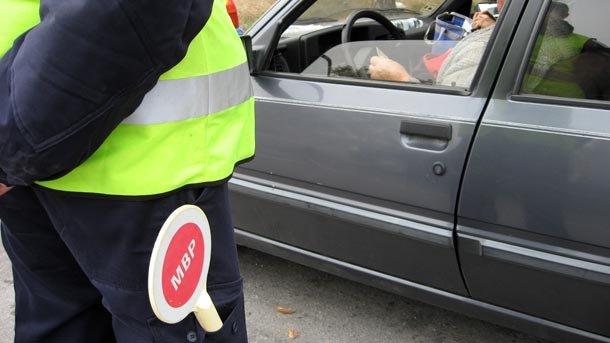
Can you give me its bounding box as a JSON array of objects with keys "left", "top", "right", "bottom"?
[{"left": 123, "top": 62, "right": 252, "bottom": 125}]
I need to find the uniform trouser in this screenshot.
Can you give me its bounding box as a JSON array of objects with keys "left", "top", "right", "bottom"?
[{"left": 0, "top": 183, "right": 247, "bottom": 343}]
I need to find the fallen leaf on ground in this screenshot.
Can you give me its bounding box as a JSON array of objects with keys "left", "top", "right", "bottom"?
[
  {"left": 276, "top": 306, "right": 296, "bottom": 315},
  {"left": 288, "top": 328, "right": 300, "bottom": 339}
]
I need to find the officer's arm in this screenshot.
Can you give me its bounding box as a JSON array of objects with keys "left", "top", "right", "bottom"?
[{"left": 0, "top": 0, "right": 213, "bottom": 186}]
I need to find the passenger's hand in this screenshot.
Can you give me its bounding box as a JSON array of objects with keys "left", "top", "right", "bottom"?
[
  {"left": 369, "top": 56, "right": 413, "bottom": 82},
  {"left": 472, "top": 12, "right": 495, "bottom": 30},
  {"left": 0, "top": 183, "right": 12, "bottom": 197}
]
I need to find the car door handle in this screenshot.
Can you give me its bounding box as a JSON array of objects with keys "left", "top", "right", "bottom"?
[{"left": 400, "top": 119, "right": 452, "bottom": 141}]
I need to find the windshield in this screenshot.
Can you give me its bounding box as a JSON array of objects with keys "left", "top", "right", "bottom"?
[{"left": 297, "top": 0, "right": 445, "bottom": 24}]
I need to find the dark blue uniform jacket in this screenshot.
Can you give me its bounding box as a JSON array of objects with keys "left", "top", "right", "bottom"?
[{"left": 0, "top": 0, "right": 213, "bottom": 186}]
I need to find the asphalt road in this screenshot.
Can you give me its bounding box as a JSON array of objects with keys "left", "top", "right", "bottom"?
[{"left": 0, "top": 240, "right": 547, "bottom": 343}]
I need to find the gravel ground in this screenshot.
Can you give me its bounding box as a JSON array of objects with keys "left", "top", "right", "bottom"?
[
  {"left": 1, "top": 238, "right": 15, "bottom": 343},
  {"left": 0, "top": 239, "right": 547, "bottom": 343},
  {"left": 239, "top": 247, "right": 547, "bottom": 343}
]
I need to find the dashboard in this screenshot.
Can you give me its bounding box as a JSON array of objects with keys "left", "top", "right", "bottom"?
[{"left": 269, "top": 21, "right": 428, "bottom": 73}]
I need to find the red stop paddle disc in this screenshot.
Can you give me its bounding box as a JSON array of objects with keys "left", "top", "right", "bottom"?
[{"left": 148, "top": 205, "right": 212, "bottom": 324}]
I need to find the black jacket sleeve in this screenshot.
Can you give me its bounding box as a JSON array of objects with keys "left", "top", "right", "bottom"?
[{"left": 0, "top": 0, "right": 213, "bottom": 186}]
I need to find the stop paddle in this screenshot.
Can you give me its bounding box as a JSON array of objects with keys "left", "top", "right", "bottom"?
[{"left": 148, "top": 205, "right": 223, "bottom": 332}]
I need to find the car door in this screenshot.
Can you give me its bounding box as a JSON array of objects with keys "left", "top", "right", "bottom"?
[
  {"left": 231, "top": 0, "right": 524, "bottom": 295},
  {"left": 458, "top": 0, "right": 610, "bottom": 339}
]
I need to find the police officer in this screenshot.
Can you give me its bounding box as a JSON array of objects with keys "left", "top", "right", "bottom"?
[{"left": 0, "top": 0, "right": 254, "bottom": 342}]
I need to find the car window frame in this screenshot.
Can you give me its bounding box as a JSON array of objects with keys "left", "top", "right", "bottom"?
[
  {"left": 256, "top": 0, "right": 510, "bottom": 98},
  {"left": 510, "top": 0, "right": 610, "bottom": 110}
]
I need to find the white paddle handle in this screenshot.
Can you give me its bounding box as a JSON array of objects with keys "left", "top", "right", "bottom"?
[{"left": 195, "top": 291, "right": 223, "bottom": 333}]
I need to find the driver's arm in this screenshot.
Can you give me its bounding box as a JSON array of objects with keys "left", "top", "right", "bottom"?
[{"left": 369, "top": 56, "right": 420, "bottom": 83}]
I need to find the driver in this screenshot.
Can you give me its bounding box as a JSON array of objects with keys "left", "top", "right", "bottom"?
[{"left": 369, "top": 0, "right": 505, "bottom": 88}]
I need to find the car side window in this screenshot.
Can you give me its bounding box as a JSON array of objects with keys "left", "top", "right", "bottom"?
[
  {"left": 520, "top": 0, "right": 610, "bottom": 102},
  {"left": 234, "top": 0, "right": 277, "bottom": 31},
  {"left": 266, "top": 0, "right": 505, "bottom": 91}
]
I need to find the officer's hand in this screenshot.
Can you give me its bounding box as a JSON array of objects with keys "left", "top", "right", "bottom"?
[{"left": 0, "top": 183, "right": 12, "bottom": 197}]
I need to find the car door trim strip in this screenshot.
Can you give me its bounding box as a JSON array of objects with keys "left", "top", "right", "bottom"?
[
  {"left": 460, "top": 234, "right": 610, "bottom": 285},
  {"left": 484, "top": 120, "right": 610, "bottom": 140},
  {"left": 229, "top": 178, "right": 453, "bottom": 247}
]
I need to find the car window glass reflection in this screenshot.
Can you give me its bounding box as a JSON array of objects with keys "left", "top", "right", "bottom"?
[{"left": 521, "top": 0, "right": 610, "bottom": 102}]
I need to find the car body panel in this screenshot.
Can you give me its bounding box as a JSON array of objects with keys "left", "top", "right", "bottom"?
[
  {"left": 248, "top": 76, "right": 482, "bottom": 215},
  {"left": 234, "top": 0, "right": 523, "bottom": 304},
  {"left": 234, "top": 71, "right": 479, "bottom": 292},
  {"left": 458, "top": 0, "right": 610, "bottom": 337},
  {"left": 230, "top": 174, "right": 466, "bottom": 293}
]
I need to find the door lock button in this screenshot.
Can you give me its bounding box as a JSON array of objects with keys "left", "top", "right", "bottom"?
[{"left": 433, "top": 162, "right": 446, "bottom": 176}]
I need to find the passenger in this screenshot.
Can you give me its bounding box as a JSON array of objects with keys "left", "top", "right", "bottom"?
[{"left": 369, "top": 0, "right": 505, "bottom": 88}]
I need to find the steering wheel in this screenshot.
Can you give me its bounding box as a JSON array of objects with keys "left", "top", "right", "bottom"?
[{"left": 341, "top": 9, "right": 407, "bottom": 44}]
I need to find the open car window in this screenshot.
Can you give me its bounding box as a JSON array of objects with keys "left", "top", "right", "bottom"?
[{"left": 267, "top": 0, "right": 504, "bottom": 91}]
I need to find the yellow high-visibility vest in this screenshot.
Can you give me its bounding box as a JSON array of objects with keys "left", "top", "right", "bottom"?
[
  {"left": 0, "top": 0, "right": 255, "bottom": 196},
  {"left": 522, "top": 33, "right": 589, "bottom": 99}
]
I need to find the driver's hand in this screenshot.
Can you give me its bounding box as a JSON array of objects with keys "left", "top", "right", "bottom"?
[
  {"left": 0, "top": 183, "right": 12, "bottom": 197},
  {"left": 369, "top": 56, "right": 413, "bottom": 82},
  {"left": 472, "top": 11, "right": 495, "bottom": 30}
]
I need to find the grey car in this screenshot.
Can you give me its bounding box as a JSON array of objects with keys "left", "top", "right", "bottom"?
[{"left": 230, "top": 0, "right": 610, "bottom": 342}]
